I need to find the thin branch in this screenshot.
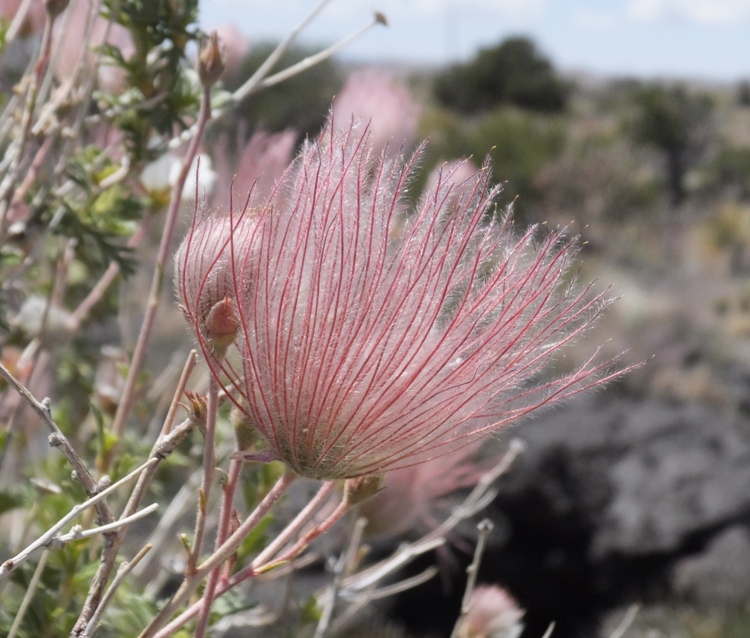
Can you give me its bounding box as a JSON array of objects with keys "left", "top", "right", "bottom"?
[
  {"left": 257, "top": 495, "right": 350, "bottom": 574},
  {"left": 341, "top": 537, "right": 446, "bottom": 597},
  {"left": 608, "top": 604, "right": 640, "bottom": 638},
  {"left": 0, "top": 361, "right": 117, "bottom": 540},
  {"left": 81, "top": 544, "right": 154, "bottom": 638},
  {"left": 71, "top": 416, "right": 197, "bottom": 636},
  {"left": 148, "top": 481, "right": 336, "bottom": 636},
  {"left": 71, "top": 351, "right": 198, "bottom": 637},
  {"left": 141, "top": 470, "right": 297, "bottom": 638},
  {"left": 5, "top": 0, "right": 34, "bottom": 43},
  {"left": 55, "top": 504, "right": 159, "bottom": 544},
  {"left": 7, "top": 550, "right": 48, "bottom": 638},
  {"left": 253, "top": 480, "right": 337, "bottom": 567},
  {"left": 254, "top": 15, "right": 384, "bottom": 93},
  {"left": 191, "top": 375, "right": 221, "bottom": 638},
  {"left": 424, "top": 439, "right": 524, "bottom": 543},
  {"left": 450, "top": 519, "right": 494, "bottom": 638},
  {"left": 0, "top": 459, "right": 158, "bottom": 577},
  {"left": 108, "top": 82, "right": 213, "bottom": 441},
  {"left": 340, "top": 440, "right": 524, "bottom": 598},
  {"left": 315, "top": 516, "right": 367, "bottom": 638},
  {"left": 168, "top": 4, "right": 385, "bottom": 150}
]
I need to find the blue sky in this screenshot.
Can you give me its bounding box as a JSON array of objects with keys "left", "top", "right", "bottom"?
[{"left": 201, "top": 0, "right": 750, "bottom": 82}]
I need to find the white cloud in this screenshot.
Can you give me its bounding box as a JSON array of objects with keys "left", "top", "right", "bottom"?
[
  {"left": 628, "top": 0, "right": 750, "bottom": 25},
  {"left": 572, "top": 9, "right": 618, "bottom": 30}
]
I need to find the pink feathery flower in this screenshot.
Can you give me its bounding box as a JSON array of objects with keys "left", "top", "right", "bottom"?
[{"left": 176, "top": 117, "right": 623, "bottom": 480}]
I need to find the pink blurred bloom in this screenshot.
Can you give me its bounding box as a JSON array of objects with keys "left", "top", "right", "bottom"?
[
  {"left": 53, "top": 1, "right": 133, "bottom": 92},
  {"left": 333, "top": 68, "right": 421, "bottom": 155},
  {"left": 426, "top": 159, "right": 482, "bottom": 206},
  {"left": 456, "top": 585, "right": 525, "bottom": 638},
  {"left": 176, "top": 117, "right": 622, "bottom": 480},
  {"left": 357, "top": 442, "right": 486, "bottom": 539},
  {"left": 1, "top": 0, "right": 46, "bottom": 37},
  {"left": 212, "top": 23, "right": 250, "bottom": 79},
  {"left": 212, "top": 128, "right": 297, "bottom": 207}
]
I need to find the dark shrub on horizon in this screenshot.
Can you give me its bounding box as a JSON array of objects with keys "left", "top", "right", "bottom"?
[{"left": 433, "top": 36, "right": 570, "bottom": 115}]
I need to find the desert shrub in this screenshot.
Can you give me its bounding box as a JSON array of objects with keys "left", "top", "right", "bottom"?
[
  {"left": 418, "top": 105, "right": 566, "bottom": 219},
  {"left": 624, "top": 82, "right": 716, "bottom": 207},
  {"left": 697, "top": 146, "right": 750, "bottom": 200},
  {"left": 433, "top": 36, "right": 570, "bottom": 115}
]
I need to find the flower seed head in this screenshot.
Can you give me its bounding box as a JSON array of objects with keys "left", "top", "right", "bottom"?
[{"left": 176, "top": 115, "right": 626, "bottom": 480}]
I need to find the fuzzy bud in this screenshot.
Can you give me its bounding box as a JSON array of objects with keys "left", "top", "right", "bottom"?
[
  {"left": 198, "top": 31, "right": 225, "bottom": 88},
  {"left": 204, "top": 294, "right": 239, "bottom": 355}
]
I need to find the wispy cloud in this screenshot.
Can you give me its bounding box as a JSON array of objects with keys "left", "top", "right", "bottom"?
[
  {"left": 628, "top": 0, "right": 750, "bottom": 25},
  {"left": 572, "top": 8, "right": 618, "bottom": 30}
]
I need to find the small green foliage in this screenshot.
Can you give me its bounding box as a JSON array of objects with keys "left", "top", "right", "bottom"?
[
  {"left": 236, "top": 511, "right": 274, "bottom": 564},
  {"left": 210, "top": 588, "right": 256, "bottom": 624},
  {"left": 95, "top": 592, "right": 160, "bottom": 637},
  {"left": 300, "top": 593, "right": 323, "bottom": 625},
  {"left": 241, "top": 460, "right": 286, "bottom": 511},
  {"left": 0, "top": 486, "right": 24, "bottom": 515},
  {"left": 624, "top": 82, "right": 715, "bottom": 206}
]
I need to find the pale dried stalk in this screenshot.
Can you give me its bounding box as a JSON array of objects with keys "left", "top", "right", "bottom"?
[
  {"left": 608, "top": 604, "right": 640, "bottom": 638},
  {"left": 142, "top": 470, "right": 297, "bottom": 638},
  {"left": 450, "top": 519, "right": 494, "bottom": 638},
  {"left": 55, "top": 504, "right": 159, "bottom": 543},
  {"left": 7, "top": 550, "right": 48, "bottom": 638},
  {"left": 191, "top": 375, "right": 221, "bottom": 638},
  {"left": 0, "top": 362, "right": 117, "bottom": 546},
  {"left": 168, "top": 1, "right": 385, "bottom": 150},
  {"left": 81, "top": 544, "right": 154, "bottom": 638},
  {"left": 108, "top": 80, "right": 213, "bottom": 441},
  {"left": 339, "top": 441, "right": 524, "bottom": 599},
  {"left": 0, "top": 10, "right": 56, "bottom": 240},
  {"left": 0, "top": 459, "right": 158, "bottom": 577},
  {"left": 71, "top": 353, "right": 198, "bottom": 637},
  {"left": 314, "top": 516, "right": 368, "bottom": 638}
]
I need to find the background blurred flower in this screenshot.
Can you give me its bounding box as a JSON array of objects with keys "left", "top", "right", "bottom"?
[
  {"left": 53, "top": 1, "right": 133, "bottom": 92},
  {"left": 212, "top": 128, "right": 297, "bottom": 207},
  {"left": 333, "top": 68, "right": 421, "bottom": 155},
  {"left": 456, "top": 585, "right": 525, "bottom": 638},
  {"left": 212, "top": 23, "right": 250, "bottom": 80},
  {"left": 357, "top": 442, "right": 487, "bottom": 539},
  {"left": 140, "top": 152, "right": 217, "bottom": 204}
]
